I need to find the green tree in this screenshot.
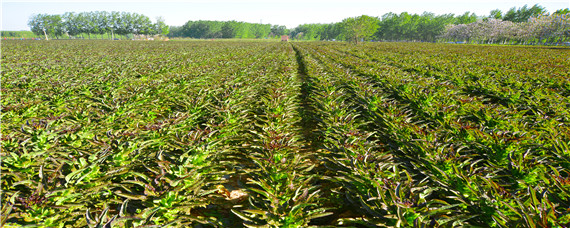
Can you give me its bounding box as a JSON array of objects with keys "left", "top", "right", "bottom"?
[
  {"left": 49, "top": 14, "right": 65, "bottom": 39},
  {"left": 340, "top": 15, "right": 380, "bottom": 44},
  {"left": 235, "top": 22, "right": 252, "bottom": 38},
  {"left": 376, "top": 12, "right": 398, "bottom": 40},
  {"left": 221, "top": 21, "right": 237, "bottom": 38},
  {"left": 155, "top": 17, "right": 169, "bottom": 37},
  {"left": 131, "top": 13, "right": 153, "bottom": 36},
  {"left": 84, "top": 12, "right": 98, "bottom": 39},
  {"left": 75, "top": 12, "right": 95, "bottom": 39},
  {"left": 489, "top": 9, "right": 503, "bottom": 19},
  {"left": 523, "top": 4, "right": 547, "bottom": 21},
  {"left": 108, "top": 11, "right": 121, "bottom": 39},
  {"left": 117, "top": 12, "right": 134, "bottom": 38},
  {"left": 94, "top": 11, "right": 110, "bottom": 38},
  {"left": 455, "top": 12, "right": 478, "bottom": 24},
  {"left": 62, "top": 12, "right": 80, "bottom": 38},
  {"left": 374, "top": 12, "right": 456, "bottom": 42},
  {"left": 323, "top": 23, "right": 342, "bottom": 40},
  {"left": 187, "top": 21, "right": 211, "bottom": 38},
  {"left": 252, "top": 24, "right": 270, "bottom": 38},
  {"left": 28, "top": 14, "right": 63, "bottom": 40},
  {"left": 292, "top": 24, "right": 325, "bottom": 40},
  {"left": 554, "top": 8, "right": 570, "bottom": 15},
  {"left": 270, "top": 25, "right": 288, "bottom": 37},
  {"left": 167, "top": 26, "right": 184, "bottom": 38},
  {"left": 503, "top": 4, "right": 546, "bottom": 22}
]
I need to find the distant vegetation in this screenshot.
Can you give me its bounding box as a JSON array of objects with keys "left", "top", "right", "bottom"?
[
  {"left": 440, "top": 6, "right": 570, "bottom": 44},
  {"left": 1, "top": 31, "right": 37, "bottom": 39},
  {"left": 286, "top": 4, "right": 570, "bottom": 44},
  {"left": 27, "top": 11, "right": 169, "bottom": 40},
  {"left": 166, "top": 4, "right": 570, "bottom": 45},
  {"left": 168, "top": 21, "right": 286, "bottom": 39},
  {"left": 166, "top": 12, "right": 482, "bottom": 42},
  {"left": 17, "top": 4, "right": 570, "bottom": 44}
]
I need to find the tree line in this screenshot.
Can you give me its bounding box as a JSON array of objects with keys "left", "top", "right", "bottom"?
[
  {"left": 292, "top": 4, "right": 570, "bottom": 44},
  {"left": 27, "top": 4, "right": 569, "bottom": 44},
  {"left": 28, "top": 11, "right": 169, "bottom": 40},
  {"left": 168, "top": 21, "right": 288, "bottom": 39},
  {"left": 166, "top": 4, "right": 566, "bottom": 44},
  {"left": 286, "top": 12, "right": 477, "bottom": 42}
]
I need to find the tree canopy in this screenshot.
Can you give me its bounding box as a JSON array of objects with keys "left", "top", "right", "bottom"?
[
  {"left": 340, "top": 15, "right": 380, "bottom": 44},
  {"left": 28, "top": 11, "right": 168, "bottom": 40},
  {"left": 502, "top": 4, "right": 547, "bottom": 22},
  {"left": 167, "top": 20, "right": 275, "bottom": 39},
  {"left": 27, "top": 14, "right": 62, "bottom": 40}
]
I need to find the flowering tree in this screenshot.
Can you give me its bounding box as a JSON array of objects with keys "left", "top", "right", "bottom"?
[{"left": 439, "top": 12, "right": 570, "bottom": 45}]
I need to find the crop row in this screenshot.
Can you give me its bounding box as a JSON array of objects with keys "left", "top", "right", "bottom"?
[
  {"left": 293, "top": 42, "right": 570, "bottom": 227},
  {"left": 1, "top": 41, "right": 320, "bottom": 227}
]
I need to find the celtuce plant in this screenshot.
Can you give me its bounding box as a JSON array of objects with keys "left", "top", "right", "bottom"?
[{"left": 2, "top": 40, "right": 569, "bottom": 227}]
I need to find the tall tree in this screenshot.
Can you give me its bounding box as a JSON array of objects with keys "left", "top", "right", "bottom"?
[
  {"left": 94, "top": 11, "right": 110, "bottom": 38},
  {"left": 62, "top": 12, "right": 80, "bottom": 38},
  {"left": 118, "top": 12, "right": 134, "bottom": 38},
  {"left": 489, "top": 9, "right": 503, "bottom": 19},
  {"left": 252, "top": 24, "right": 271, "bottom": 38},
  {"left": 503, "top": 4, "right": 547, "bottom": 22},
  {"left": 270, "top": 25, "right": 288, "bottom": 37},
  {"left": 340, "top": 15, "right": 380, "bottom": 44},
  {"left": 187, "top": 21, "right": 211, "bottom": 38},
  {"left": 155, "top": 17, "right": 169, "bottom": 36},
  {"left": 48, "top": 14, "right": 64, "bottom": 39},
  {"left": 108, "top": 11, "right": 121, "bottom": 39},
  {"left": 321, "top": 23, "right": 341, "bottom": 40},
  {"left": 292, "top": 24, "right": 326, "bottom": 40},
  {"left": 554, "top": 8, "right": 570, "bottom": 15},
  {"left": 455, "top": 12, "right": 478, "bottom": 24},
  {"left": 28, "top": 14, "right": 47, "bottom": 39},
  {"left": 28, "top": 14, "right": 63, "bottom": 40},
  {"left": 76, "top": 12, "right": 94, "bottom": 39},
  {"left": 220, "top": 21, "right": 236, "bottom": 38}
]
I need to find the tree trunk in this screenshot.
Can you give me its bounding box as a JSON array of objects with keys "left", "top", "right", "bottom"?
[{"left": 43, "top": 29, "right": 49, "bottom": 40}]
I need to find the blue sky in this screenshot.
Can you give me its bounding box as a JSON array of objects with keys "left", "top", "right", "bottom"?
[{"left": 2, "top": 0, "right": 569, "bottom": 31}]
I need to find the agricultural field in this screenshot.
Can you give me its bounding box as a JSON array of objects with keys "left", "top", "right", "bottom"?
[{"left": 1, "top": 40, "right": 570, "bottom": 227}]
